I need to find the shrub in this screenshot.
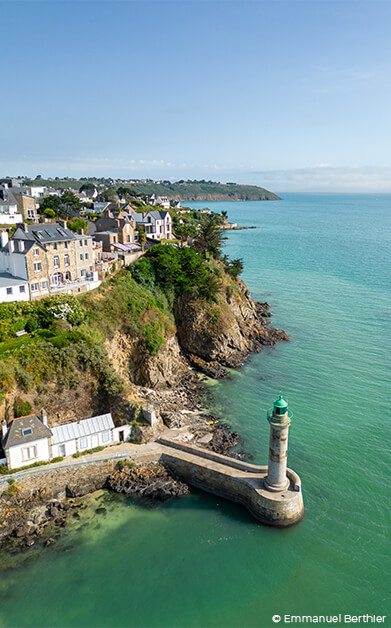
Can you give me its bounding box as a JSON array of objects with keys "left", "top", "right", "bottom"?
[
  {"left": 25, "top": 318, "right": 38, "bottom": 333},
  {"left": 13, "top": 398, "right": 32, "bottom": 418}
]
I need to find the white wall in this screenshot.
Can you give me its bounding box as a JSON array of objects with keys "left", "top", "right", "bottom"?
[
  {"left": 0, "top": 213, "right": 23, "bottom": 225},
  {"left": 0, "top": 282, "right": 30, "bottom": 303},
  {"left": 0, "top": 250, "right": 29, "bottom": 279},
  {"left": 8, "top": 438, "right": 51, "bottom": 470},
  {"left": 113, "top": 425, "right": 132, "bottom": 442}
]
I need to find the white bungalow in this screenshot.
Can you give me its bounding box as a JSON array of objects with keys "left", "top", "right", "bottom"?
[{"left": 1, "top": 411, "right": 132, "bottom": 470}]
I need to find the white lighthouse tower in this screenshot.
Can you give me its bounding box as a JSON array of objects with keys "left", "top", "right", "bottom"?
[{"left": 265, "top": 393, "right": 292, "bottom": 492}]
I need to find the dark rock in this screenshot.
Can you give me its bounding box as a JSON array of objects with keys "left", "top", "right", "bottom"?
[
  {"left": 95, "top": 507, "right": 106, "bottom": 514},
  {"left": 187, "top": 355, "right": 228, "bottom": 379},
  {"left": 45, "top": 538, "right": 56, "bottom": 547},
  {"left": 108, "top": 462, "right": 190, "bottom": 501}
]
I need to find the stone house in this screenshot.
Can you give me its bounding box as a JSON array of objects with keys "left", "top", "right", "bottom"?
[
  {"left": 12, "top": 192, "right": 39, "bottom": 223},
  {"left": 0, "top": 221, "right": 100, "bottom": 302}
]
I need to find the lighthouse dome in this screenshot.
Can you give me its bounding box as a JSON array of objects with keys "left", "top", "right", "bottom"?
[{"left": 274, "top": 394, "right": 288, "bottom": 415}]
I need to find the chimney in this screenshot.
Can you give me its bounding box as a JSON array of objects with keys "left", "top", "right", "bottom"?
[
  {"left": 1, "top": 419, "right": 8, "bottom": 441},
  {"left": 58, "top": 220, "right": 67, "bottom": 229},
  {"left": 0, "top": 231, "right": 9, "bottom": 248},
  {"left": 78, "top": 228, "right": 84, "bottom": 235},
  {"left": 40, "top": 409, "right": 48, "bottom": 427},
  {"left": 19, "top": 223, "right": 27, "bottom": 231}
]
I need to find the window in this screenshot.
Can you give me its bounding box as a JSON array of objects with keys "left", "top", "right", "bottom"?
[
  {"left": 79, "top": 437, "right": 88, "bottom": 449},
  {"left": 126, "top": 235, "right": 130, "bottom": 242},
  {"left": 19, "top": 285, "right": 26, "bottom": 293},
  {"left": 28, "top": 210, "right": 35, "bottom": 218},
  {"left": 31, "top": 282, "right": 39, "bottom": 292},
  {"left": 81, "top": 269, "right": 86, "bottom": 277},
  {"left": 80, "top": 241, "right": 83, "bottom": 247},
  {"left": 64, "top": 241, "right": 68, "bottom": 249},
  {"left": 6, "top": 287, "right": 12, "bottom": 295},
  {"left": 34, "top": 261, "right": 42, "bottom": 272},
  {"left": 84, "top": 253, "right": 88, "bottom": 260},
  {"left": 54, "top": 256, "right": 60, "bottom": 268},
  {"left": 80, "top": 253, "right": 83, "bottom": 261},
  {"left": 34, "top": 248, "right": 39, "bottom": 257},
  {"left": 22, "top": 445, "right": 37, "bottom": 461},
  {"left": 102, "top": 431, "right": 110, "bottom": 443},
  {"left": 53, "top": 242, "right": 58, "bottom": 250},
  {"left": 22, "top": 428, "right": 32, "bottom": 436},
  {"left": 84, "top": 239, "right": 88, "bottom": 246},
  {"left": 41, "top": 281, "right": 47, "bottom": 290},
  {"left": 64, "top": 254, "right": 70, "bottom": 266}
]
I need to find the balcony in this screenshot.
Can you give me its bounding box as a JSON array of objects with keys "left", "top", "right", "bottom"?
[{"left": 49, "top": 273, "right": 100, "bottom": 294}]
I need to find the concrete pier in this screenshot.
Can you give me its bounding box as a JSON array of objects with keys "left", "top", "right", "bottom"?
[{"left": 158, "top": 437, "right": 304, "bottom": 527}]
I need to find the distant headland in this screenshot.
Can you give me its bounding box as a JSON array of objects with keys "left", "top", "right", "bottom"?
[{"left": 18, "top": 176, "right": 281, "bottom": 202}]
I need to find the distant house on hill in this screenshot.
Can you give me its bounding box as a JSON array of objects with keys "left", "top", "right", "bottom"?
[{"left": 129, "top": 210, "right": 172, "bottom": 240}]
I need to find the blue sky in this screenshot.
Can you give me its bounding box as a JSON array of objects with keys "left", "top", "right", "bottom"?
[{"left": 2, "top": 0, "right": 391, "bottom": 192}]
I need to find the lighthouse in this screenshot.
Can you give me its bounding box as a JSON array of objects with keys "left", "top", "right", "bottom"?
[{"left": 265, "top": 394, "right": 292, "bottom": 492}]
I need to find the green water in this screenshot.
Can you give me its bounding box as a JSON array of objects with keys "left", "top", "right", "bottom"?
[{"left": 1, "top": 195, "right": 390, "bottom": 628}]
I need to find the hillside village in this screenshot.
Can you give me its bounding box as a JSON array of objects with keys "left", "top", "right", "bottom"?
[{"left": 0, "top": 177, "right": 224, "bottom": 304}]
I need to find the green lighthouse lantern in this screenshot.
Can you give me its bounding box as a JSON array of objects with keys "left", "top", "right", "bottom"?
[
  {"left": 267, "top": 393, "right": 292, "bottom": 425},
  {"left": 274, "top": 394, "right": 288, "bottom": 416}
]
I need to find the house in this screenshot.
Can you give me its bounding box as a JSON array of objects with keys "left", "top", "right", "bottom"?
[
  {"left": 0, "top": 272, "right": 30, "bottom": 302},
  {"left": 130, "top": 210, "right": 172, "bottom": 240},
  {"left": 1, "top": 411, "right": 132, "bottom": 470},
  {"left": 1, "top": 413, "right": 52, "bottom": 470},
  {"left": 12, "top": 191, "right": 39, "bottom": 223},
  {"left": 0, "top": 221, "right": 100, "bottom": 302},
  {"left": 0, "top": 186, "right": 23, "bottom": 225},
  {"left": 156, "top": 196, "right": 171, "bottom": 210},
  {"left": 94, "top": 211, "right": 136, "bottom": 251}
]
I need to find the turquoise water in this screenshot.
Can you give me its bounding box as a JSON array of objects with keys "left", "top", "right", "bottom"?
[{"left": 1, "top": 195, "right": 390, "bottom": 628}]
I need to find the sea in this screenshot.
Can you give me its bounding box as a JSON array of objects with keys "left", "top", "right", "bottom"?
[{"left": 0, "top": 194, "right": 390, "bottom": 628}]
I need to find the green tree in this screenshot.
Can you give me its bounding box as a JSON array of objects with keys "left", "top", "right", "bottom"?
[
  {"left": 137, "top": 226, "right": 147, "bottom": 251},
  {"left": 226, "top": 258, "right": 244, "bottom": 278},
  {"left": 195, "top": 216, "right": 224, "bottom": 258},
  {"left": 61, "top": 190, "right": 82, "bottom": 213},
  {"left": 68, "top": 218, "right": 87, "bottom": 233},
  {"left": 102, "top": 188, "right": 117, "bottom": 202}
]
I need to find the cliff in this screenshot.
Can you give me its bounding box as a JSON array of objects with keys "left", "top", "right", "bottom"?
[{"left": 0, "top": 254, "right": 287, "bottom": 429}]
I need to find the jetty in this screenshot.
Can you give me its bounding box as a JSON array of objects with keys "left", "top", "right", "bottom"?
[{"left": 159, "top": 394, "right": 304, "bottom": 527}]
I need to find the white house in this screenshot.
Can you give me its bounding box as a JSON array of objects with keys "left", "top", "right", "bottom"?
[
  {"left": 0, "top": 272, "right": 30, "bottom": 302},
  {"left": 156, "top": 196, "right": 171, "bottom": 210},
  {"left": 130, "top": 210, "right": 172, "bottom": 240},
  {"left": 0, "top": 186, "right": 23, "bottom": 225},
  {"left": 1, "top": 411, "right": 132, "bottom": 470},
  {"left": 1, "top": 414, "right": 52, "bottom": 470}
]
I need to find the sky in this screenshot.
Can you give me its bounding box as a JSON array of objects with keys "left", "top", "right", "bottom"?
[{"left": 2, "top": 0, "right": 391, "bottom": 192}]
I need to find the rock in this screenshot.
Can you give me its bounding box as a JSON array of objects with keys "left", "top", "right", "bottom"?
[
  {"left": 187, "top": 355, "right": 228, "bottom": 379},
  {"left": 45, "top": 538, "right": 56, "bottom": 547},
  {"left": 95, "top": 507, "right": 106, "bottom": 514},
  {"left": 25, "top": 539, "right": 35, "bottom": 547},
  {"left": 107, "top": 462, "right": 190, "bottom": 501},
  {"left": 206, "top": 425, "right": 239, "bottom": 455}
]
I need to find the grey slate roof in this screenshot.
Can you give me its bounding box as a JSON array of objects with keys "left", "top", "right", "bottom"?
[
  {"left": 51, "top": 413, "right": 114, "bottom": 444},
  {"left": 4, "top": 415, "right": 52, "bottom": 449},
  {"left": 0, "top": 272, "right": 28, "bottom": 287},
  {"left": 13, "top": 223, "right": 76, "bottom": 244}
]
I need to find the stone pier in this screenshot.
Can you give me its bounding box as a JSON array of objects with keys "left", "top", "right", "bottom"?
[{"left": 158, "top": 437, "right": 304, "bottom": 527}]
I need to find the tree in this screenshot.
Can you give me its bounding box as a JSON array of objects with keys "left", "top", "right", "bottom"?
[
  {"left": 195, "top": 216, "right": 224, "bottom": 258},
  {"left": 68, "top": 218, "right": 87, "bottom": 233},
  {"left": 221, "top": 210, "right": 228, "bottom": 223},
  {"left": 79, "top": 183, "right": 95, "bottom": 193},
  {"left": 102, "top": 187, "right": 117, "bottom": 202},
  {"left": 137, "top": 226, "right": 147, "bottom": 251},
  {"left": 44, "top": 208, "right": 56, "bottom": 219},
  {"left": 61, "top": 190, "right": 82, "bottom": 213},
  {"left": 226, "top": 258, "right": 244, "bottom": 278},
  {"left": 38, "top": 195, "right": 62, "bottom": 216}
]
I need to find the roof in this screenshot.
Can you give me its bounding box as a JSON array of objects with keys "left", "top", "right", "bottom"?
[
  {"left": 13, "top": 223, "right": 76, "bottom": 244},
  {"left": 0, "top": 272, "right": 28, "bottom": 287},
  {"left": 0, "top": 239, "right": 37, "bottom": 255},
  {"left": 274, "top": 394, "right": 288, "bottom": 409},
  {"left": 51, "top": 413, "right": 114, "bottom": 444},
  {"left": 4, "top": 415, "right": 52, "bottom": 449},
  {"left": 112, "top": 243, "right": 141, "bottom": 252}
]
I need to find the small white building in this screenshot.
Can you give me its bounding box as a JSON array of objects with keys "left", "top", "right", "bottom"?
[
  {"left": 0, "top": 272, "right": 30, "bottom": 302},
  {"left": 1, "top": 414, "right": 52, "bottom": 470},
  {"left": 1, "top": 411, "right": 132, "bottom": 470},
  {"left": 0, "top": 186, "right": 23, "bottom": 225}
]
